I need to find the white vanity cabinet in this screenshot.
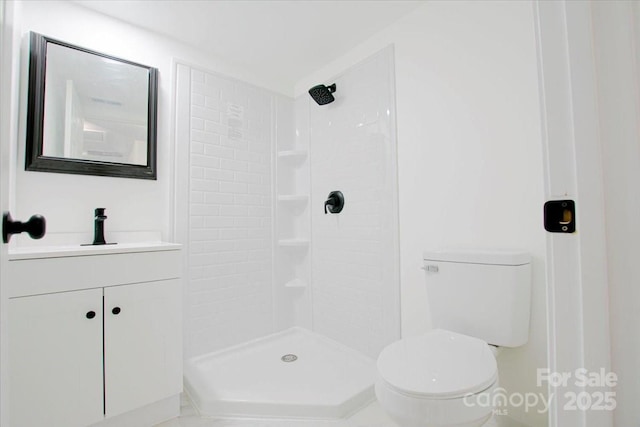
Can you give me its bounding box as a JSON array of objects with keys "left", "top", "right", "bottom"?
[
  {"left": 9, "top": 288, "right": 105, "bottom": 427},
  {"left": 7, "top": 243, "right": 183, "bottom": 427},
  {"left": 103, "top": 279, "right": 182, "bottom": 417}
]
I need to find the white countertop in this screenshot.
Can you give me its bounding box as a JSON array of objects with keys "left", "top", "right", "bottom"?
[{"left": 8, "top": 242, "right": 181, "bottom": 260}]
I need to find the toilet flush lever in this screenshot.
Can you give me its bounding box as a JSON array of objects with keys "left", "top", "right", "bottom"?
[{"left": 422, "top": 265, "right": 439, "bottom": 273}]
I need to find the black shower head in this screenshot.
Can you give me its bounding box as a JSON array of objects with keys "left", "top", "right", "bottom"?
[{"left": 308, "top": 83, "right": 336, "bottom": 105}]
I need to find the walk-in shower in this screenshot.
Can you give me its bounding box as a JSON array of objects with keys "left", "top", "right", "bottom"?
[
  {"left": 176, "top": 45, "right": 399, "bottom": 419},
  {"left": 185, "top": 328, "right": 375, "bottom": 418}
]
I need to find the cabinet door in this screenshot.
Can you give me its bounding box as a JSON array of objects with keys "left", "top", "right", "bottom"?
[
  {"left": 104, "top": 279, "right": 182, "bottom": 417},
  {"left": 9, "top": 288, "right": 104, "bottom": 427}
]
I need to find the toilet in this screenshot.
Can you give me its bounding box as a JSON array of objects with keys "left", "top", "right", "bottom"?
[{"left": 375, "top": 250, "right": 531, "bottom": 427}]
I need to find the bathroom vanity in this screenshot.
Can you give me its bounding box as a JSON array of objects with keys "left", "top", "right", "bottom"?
[{"left": 7, "top": 243, "right": 183, "bottom": 427}]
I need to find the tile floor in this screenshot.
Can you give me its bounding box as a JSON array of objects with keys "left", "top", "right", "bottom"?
[
  {"left": 155, "top": 394, "right": 510, "bottom": 427},
  {"left": 155, "top": 394, "right": 397, "bottom": 427}
]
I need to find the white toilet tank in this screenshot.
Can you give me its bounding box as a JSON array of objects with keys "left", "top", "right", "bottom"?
[{"left": 423, "top": 250, "right": 531, "bottom": 347}]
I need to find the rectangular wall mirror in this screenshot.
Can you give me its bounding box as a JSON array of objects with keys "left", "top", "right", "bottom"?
[{"left": 25, "top": 32, "right": 158, "bottom": 179}]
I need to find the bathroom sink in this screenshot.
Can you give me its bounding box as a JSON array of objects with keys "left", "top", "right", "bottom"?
[{"left": 8, "top": 242, "right": 181, "bottom": 260}]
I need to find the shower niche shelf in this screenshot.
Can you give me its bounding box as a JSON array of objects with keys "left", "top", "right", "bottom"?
[
  {"left": 277, "top": 150, "right": 307, "bottom": 168},
  {"left": 274, "top": 98, "right": 312, "bottom": 330},
  {"left": 277, "top": 195, "right": 309, "bottom": 203},
  {"left": 277, "top": 238, "right": 309, "bottom": 247},
  {"left": 277, "top": 150, "right": 307, "bottom": 160},
  {"left": 284, "top": 278, "right": 308, "bottom": 288}
]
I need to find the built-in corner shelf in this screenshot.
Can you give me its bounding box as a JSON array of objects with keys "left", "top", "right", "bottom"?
[
  {"left": 277, "top": 194, "right": 309, "bottom": 204},
  {"left": 277, "top": 239, "right": 309, "bottom": 247},
  {"left": 277, "top": 150, "right": 307, "bottom": 161},
  {"left": 284, "top": 278, "right": 308, "bottom": 288}
]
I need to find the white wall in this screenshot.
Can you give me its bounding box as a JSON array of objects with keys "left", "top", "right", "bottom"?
[
  {"left": 1, "top": 1, "right": 18, "bottom": 425},
  {"left": 296, "top": 2, "right": 547, "bottom": 425},
  {"left": 592, "top": 3, "right": 640, "bottom": 425},
  {"left": 9, "top": 0, "right": 281, "bottom": 248},
  {"left": 307, "top": 47, "right": 400, "bottom": 359}
]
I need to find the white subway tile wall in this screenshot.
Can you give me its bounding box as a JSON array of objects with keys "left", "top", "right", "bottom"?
[
  {"left": 309, "top": 47, "right": 400, "bottom": 358},
  {"left": 187, "top": 68, "right": 277, "bottom": 356},
  {"left": 180, "top": 50, "right": 398, "bottom": 360}
]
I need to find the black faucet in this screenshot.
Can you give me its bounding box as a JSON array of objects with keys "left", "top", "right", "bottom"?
[{"left": 93, "top": 208, "right": 107, "bottom": 245}]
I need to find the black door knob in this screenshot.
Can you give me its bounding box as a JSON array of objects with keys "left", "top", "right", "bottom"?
[
  {"left": 2, "top": 212, "right": 46, "bottom": 243},
  {"left": 112, "top": 307, "right": 121, "bottom": 315},
  {"left": 86, "top": 311, "right": 96, "bottom": 319}
]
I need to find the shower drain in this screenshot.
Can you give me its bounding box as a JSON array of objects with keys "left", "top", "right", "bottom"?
[{"left": 281, "top": 354, "right": 298, "bottom": 362}]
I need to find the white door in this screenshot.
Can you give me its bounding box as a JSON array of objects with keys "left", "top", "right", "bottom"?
[
  {"left": 1, "top": 2, "right": 15, "bottom": 426},
  {"left": 535, "top": 2, "right": 613, "bottom": 426},
  {"left": 8, "top": 289, "right": 104, "bottom": 427},
  {"left": 103, "top": 279, "right": 182, "bottom": 418}
]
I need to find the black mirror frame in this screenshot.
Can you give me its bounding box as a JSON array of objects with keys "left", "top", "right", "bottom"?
[{"left": 25, "top": 32, "right": 158, "bottom": 180}]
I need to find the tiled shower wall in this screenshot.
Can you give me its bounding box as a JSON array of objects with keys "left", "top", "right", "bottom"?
[
  {"left": 308, "top": 47, "right": 400, "bottom": 358},
  {"left": 176, "top": 65, "right": 288, "bottom": 357},
  {"left": 176, "top": 48, "right": 399, "bottom": 359}
]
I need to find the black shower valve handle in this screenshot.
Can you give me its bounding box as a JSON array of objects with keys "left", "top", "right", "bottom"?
[
  {"left": 324, "top": 199, "right": 332, "bottom": 214},
  {"left": 324, "top": 191, "right": 344, "bottom": 215}
]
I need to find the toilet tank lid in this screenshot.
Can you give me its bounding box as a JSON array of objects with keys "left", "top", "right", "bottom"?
[{"left": 423, "top": 250, "right": 530, "bottom": 266}]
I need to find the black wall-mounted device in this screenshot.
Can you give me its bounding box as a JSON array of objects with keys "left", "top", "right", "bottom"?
[{"left": 544, "top": 200, "right": 576, "bottom": 233}]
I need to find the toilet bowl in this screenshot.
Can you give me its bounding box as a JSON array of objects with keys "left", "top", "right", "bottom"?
[
  {"left": 375, "top": 329, "right": 498, "bottom": 427},
  {"left": 375, "top": 250, "right": 531, "bottom": 426}
]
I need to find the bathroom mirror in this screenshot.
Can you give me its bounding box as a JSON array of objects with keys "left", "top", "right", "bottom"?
[{"left": 25, "top": 32, "right": 158, "bottom": 179}]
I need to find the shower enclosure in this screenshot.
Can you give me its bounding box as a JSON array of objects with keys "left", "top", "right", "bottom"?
[{"left": 174, "top": 46, "right": 400, "bottom": 419}]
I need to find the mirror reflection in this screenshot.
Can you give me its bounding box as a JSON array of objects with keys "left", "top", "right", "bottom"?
[
  {"left": 43, "top": 44, "right": 149, "bottom": 165},
  {"left": 26, "top": 32, "right": 158, "bottom": 179}
]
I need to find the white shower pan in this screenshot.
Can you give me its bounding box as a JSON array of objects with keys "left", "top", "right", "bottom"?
[{"left": 184, "top": 327, "right": 376, "bottom": 419}]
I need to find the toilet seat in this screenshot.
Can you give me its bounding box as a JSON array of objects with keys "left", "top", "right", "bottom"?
[{"left": 377, "top": 329, "right": 497, "bottom": 399}]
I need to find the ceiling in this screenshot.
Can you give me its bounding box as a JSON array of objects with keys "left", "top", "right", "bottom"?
[{"left": 74, "top": 0, "right": 424, "bottom": 91}]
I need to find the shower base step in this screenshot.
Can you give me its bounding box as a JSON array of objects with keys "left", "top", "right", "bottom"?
[{"left": 184, "top": 327, "right": 375, "bottom": 419}]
